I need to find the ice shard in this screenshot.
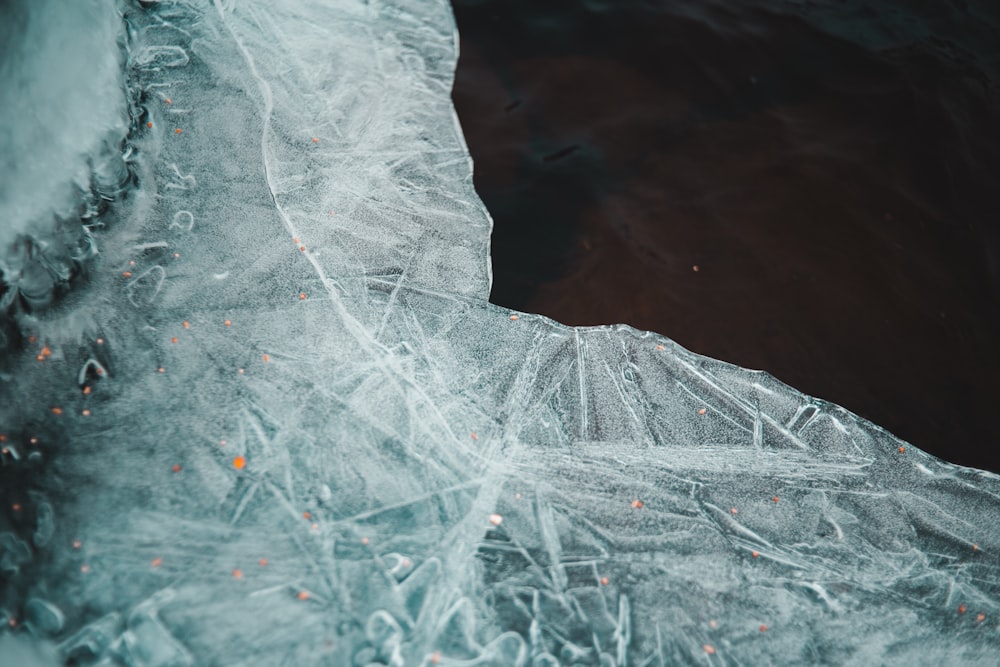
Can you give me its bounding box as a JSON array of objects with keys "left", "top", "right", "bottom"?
[{"left": 0, "top": 0, "right": 998, "bottom": 664}]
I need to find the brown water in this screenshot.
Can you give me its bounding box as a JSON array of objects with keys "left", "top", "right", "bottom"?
[{"left": 452, "top": 0, "right": 1000, "bottom": 472}]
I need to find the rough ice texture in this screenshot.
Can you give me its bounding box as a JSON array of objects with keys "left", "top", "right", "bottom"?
[
  {"left": 0, "top": 0, "right": 127, "bottom": 242},
  {"left": 0, "top": 0, "right": 998, "bottom": 665},
  {"left": 0, "top": 0, "right": 134, "bottom": 321}
]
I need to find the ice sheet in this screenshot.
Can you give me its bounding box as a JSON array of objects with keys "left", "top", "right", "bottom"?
[{"left": 0, "top": 0, "right": 998, "bottom": 665}]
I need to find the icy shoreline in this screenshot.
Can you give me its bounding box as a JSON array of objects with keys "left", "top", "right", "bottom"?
[{"left": 0, "top": 0, "right": 997, "bottom": 664}]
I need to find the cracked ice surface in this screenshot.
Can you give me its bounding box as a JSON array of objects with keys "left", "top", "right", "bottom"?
[{"left": 1, "top": 0, "right": 999, "bottom": 664}]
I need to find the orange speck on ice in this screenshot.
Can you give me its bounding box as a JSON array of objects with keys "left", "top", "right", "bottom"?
[
  {"left": 158, "top": 367, "right": 165, "bottom": 373},
  {"left": 299, "top": 293, "right": 306, "bottom": 300},
  {"left": 224, "top": 319, "right": 232, "bottom": 326},
  {"left": 165, "top": 98, "right": 172, "bottom": 104},
  {"left": 509, "top": 314, "right": 519, "bottom": 321},
  {"left": 311, "top": 137, "right": 319, "bottom": 143},
  {"left": 81, "top": 409, "right": 91, "bottom": 417},
  {"left": 183, "top": 321, "right": 190, "bottom": 329},
  {"left": 73, "top": 540, "right": 82, "bottom": 549},
  {"left": 631, "top": 499, "right": 644, "bottom": 509},
  {"left": 430, "top": 651, "right": 441, "bottom": 665},
  {"left": 258, "top": 558, "right": 268, "bottom": 567},
  {"left": 600, "top": 576, "right": 609, "bottom": 586},
  {"left": 760, "top": 624, "right": 768, "bottom": 632},
  {"left": 730, "top": 507, "right": 738, "bottom": 515},
  {"left": 232, "top": 569, "right": 243, "bottom": 579},
  {"left": 303, "top": 511, "right": 311, "bottom": 519},
  {"left": 171, "top": 337, "right": 178, "bottom": 344},
  {"left": 146, "top": 121, "right": 153, "bottom": 128},
  {"left": 488, "top": 513, "right": 503, "bottom": 526},
  {"left": 297, "top": 591, "right": 310, "bottom": 600},
  {"left": 36, "top": 355, "right": 45, "bottom": 362},
  {"left": 174, "top": 128, "right": 182, "bottom": 134},
  {"left": 83, "top": 386, "right": 92, "bottom": 395},
  {"left": 976, "top": 613, "right": 986, "bottom": 622},
  {"left": 898, "top": 446, "right": 905, "bottom": 453},
  {"left": 299, "top": 245, "right": 306, "bottom": 251},
  {"left": 40, "top": 346, "right": 52, "bottom": 357},
  {"left": 51, "top": 407, "right": 63, "bottom": 415},
  {"left": 958, "top": 604, "right": 967, "bottom": 614},
  {"left": 361, "top": 537, "right": 370, "bottom": 545},
  {"left": 703, "top": 644, "right": 715, "bottom": 655},
  {"left": 293, "top": 237, "right": 299, "bottom": 243},
  {"left": 262, "top": 354, "right": 270, "bottom": 362},
  {"left": 656, "top": 344, "right": 665, "bottom": 351},
  {"left": 233, "top": 456, "right": 247, "bottom": 470},
  {"left": 772, "top": 496, "right": 780, "bottom": 503},
  {"left": 752, "top": 550, "right": 760, "bottom": 558},
  {"left": 172, "top": 464, "right": 182, "bottom": 473},
  {"left": 698, "top": 407, "right": 707, "bottom": 415},
  {"left": 973, "top": 544, "right": 979, "bottom": 552},
  {"left": 151, "top": 557, "right": 163, "bottom": 567},
  {"left": 470, "top": 432, "right": 478, "bottom": 440}
]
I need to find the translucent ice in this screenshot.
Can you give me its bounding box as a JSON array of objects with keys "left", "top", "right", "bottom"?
[{"left": 0, "top": 0, "right": 998, "bottom": 665}]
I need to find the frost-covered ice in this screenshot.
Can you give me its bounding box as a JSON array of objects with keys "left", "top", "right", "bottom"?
[
  {"left": 0, "top": 0, "right": 132, "bottom": 318},
  {"left": 1, "top": 0, "right": 999, "bottom": 665}
]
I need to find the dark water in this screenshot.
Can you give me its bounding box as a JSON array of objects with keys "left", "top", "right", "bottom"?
[{"left": 452, "top": 0, "right": 1000, "bottom": 473}]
